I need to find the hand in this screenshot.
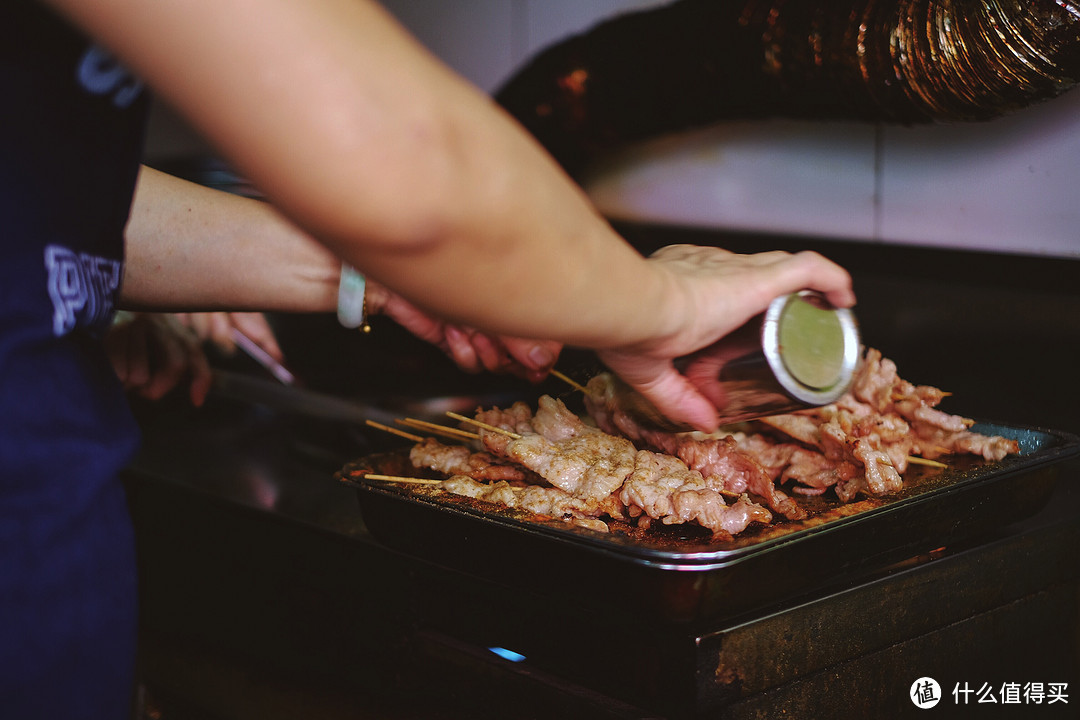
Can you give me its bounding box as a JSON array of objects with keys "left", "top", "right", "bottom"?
[
  {"left": 366, "top": 280, "right": 561, "bottom": 383},
  {"left": 597, "top": 245, "right": 855, "bottom": 433},
  {"left": 173, "top": 311, "right": 284, "bottom": 362},
  {"left": 105, "top": 313, "right": 213, "bottom": 406}
]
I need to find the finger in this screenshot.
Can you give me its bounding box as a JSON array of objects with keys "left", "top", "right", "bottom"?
[
  {"left": 187, "top": 344, "right": 214, "bottom": 407},
  {"left": 444, "top": 325, "right": 481, "bottom": 373},
  {"left": 125, "top": 319, "right": 151, "bottom": 389},
  {"left": 141, "top": 328, "right": 189, "bottom": 400},
  {"left": 634, "top": 368, "right": 720, "bottom": 433},
  {"left": 681, "top": 354, "right": 729, "bottom": 409},
  {"left": 599, "top": 353, "right": 721, "bottom": 433},
  {"left": 207, "top": 313, "right": 235, "bottom": 353},
  {"left": 104, "top": 323, "right": 131, "bottom": 385},
  {"left": 467, "top": 331, "right": 507, "bottom": 374},
  {"left": 186, "top": 312, "right": 211, "bottom": 341},
  {"left": 501, "top": 337, "right": 561, "bottom": 375},
  {"left": 378, "top": 293, "right": 445, "bottom": 345},
  {"left": 500, "top": 339, "right": 561, "bottom": 383},
  {"left": 772, "top": 252, "right": 856, "bottom": 309}
]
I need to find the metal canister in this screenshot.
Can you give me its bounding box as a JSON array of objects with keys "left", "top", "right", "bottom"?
[{"left": 611, "top": 291, "right": 860, "bottom": 431}]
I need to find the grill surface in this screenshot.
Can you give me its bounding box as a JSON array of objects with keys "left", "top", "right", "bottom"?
[{"left": 124, "top": 235, "right": 1080, "bottom": 718}]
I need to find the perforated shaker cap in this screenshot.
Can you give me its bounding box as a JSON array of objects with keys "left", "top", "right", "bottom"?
[{"left": 762, "top": 291, "right": 860, "bottom": 405}]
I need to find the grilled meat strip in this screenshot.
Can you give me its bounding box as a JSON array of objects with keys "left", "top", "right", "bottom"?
[
  {"left": 584, "top": 374, "right": 806, "bottom": 520},
  {"left": 475, "top": 395, "right": 637, "bottom": 506},
  {"left": 758, "top": 348, "right": 1019, "bottom": 500},
  {"left": 621, "top": 450, "right": 771, "bottom": 538},
  {"left": 440, "top": 475, "right": 613, "bottom": 532},
  {"left": 729, "top": 432, "right": 848, "bottom": 497},
  {"left": 464, "top": 395, "right": 770, "bottom": 536},
  {"left": 583, "top": 347, "right": 1020, "bottom": 505},
  {"left": 409, "top": 437, "right": 532, "bottom": 482},
  {"left": 849, "top": 348, "right": 1018, "bottom": 461}
]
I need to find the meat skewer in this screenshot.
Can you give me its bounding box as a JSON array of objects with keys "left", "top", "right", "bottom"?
[
  {"left": 467, "top": 397, "right": 641, "bottom": 506},
  {"left": 439, "top": 475, "right": 613, "bottom": 533},
  {"left": 549, "top": 369, "right": 588, "bottom": 393},
  {"left": 363, "top": 474, "right": 443, "bottom": 485},
  {"left": 365, "top": 420, "right": 424, "bottom": 443},
  {"left": 448, "top": 411, "right": 522, "bottom": 439},
  {"left": 409, "top": 437, "right": 533, "bottom": 483},
  {"left": 359, "top": 348, "right": 1017, "bottom": 538},
  {"left": 365, "top": 398, "right": 769, "bottom": 537},
  {"left": 582, "top": 376, "right": 806, "bottom": 520},
  {"left": 578, "top": 347, "right": 1018, "bottom": 506},
  {"left": 906, "top": 456, "right": 948, "bottom": 469},
  {"left": 398, "top": 417, "right": 479, "bottom": 441},
  {"left": 618, "top": 449, "right": 772, "bottom": 537},
  {"left": 462, "top": 395, "right": 772, "bottom": 537},
  {"left": 756, "top": 349, "right": 1018, "bottom": 500}
]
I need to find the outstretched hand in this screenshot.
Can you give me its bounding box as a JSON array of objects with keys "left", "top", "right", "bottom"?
[
  {"left": 174, "top": 311, "right": 284, "bottom": 363},
  {"left": 105, "top": 313, "right": 213, "bottom": 406},
  {"left": 107, "top": 312, "right": 289, "bottom": 406},
  {"left": 596, "top": 245, "right": 855, "bottom": 433}
]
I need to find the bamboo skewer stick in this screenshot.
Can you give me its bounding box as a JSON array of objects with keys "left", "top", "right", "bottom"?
[
  {"left": 365, "top": 419, "right": 424, "bottom": 443},
  {"left": 397, "top": 417, "right": 479, "bottom": 441},
  {"left": 549, "top": 369, "right": 588, "bottom": 393},
  {"left": 363, "top": 474, "right": 443, "bottom": 485},
  {"left": 446, "top": 411, "right": 522, "bottom": 439},
  {"left": 906, "top": 456, "right": 949, "bottom": 469}
]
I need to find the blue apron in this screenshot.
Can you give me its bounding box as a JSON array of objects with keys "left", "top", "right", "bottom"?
[{"left": 1, "top": 2, "right": 148, "bottom": 716}]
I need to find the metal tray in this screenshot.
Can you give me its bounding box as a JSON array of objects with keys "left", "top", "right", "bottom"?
[{"left": 338, "top": 422, "right": 1080, "bottom": 625}]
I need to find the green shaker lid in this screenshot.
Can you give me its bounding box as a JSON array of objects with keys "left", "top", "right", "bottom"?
[{"left": 764, "top": 292, "right": 860, "bottom": 404}]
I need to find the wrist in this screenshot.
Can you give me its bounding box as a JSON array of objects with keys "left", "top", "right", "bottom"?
[{"left": 336, "top": 267, "right": 391, "bottom": 331}]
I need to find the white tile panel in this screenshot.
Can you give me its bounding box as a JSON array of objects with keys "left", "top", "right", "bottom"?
[
  {"left": 361, "top": 2, "right": 1080, "bottom": 259},
  {"left": 584, "top": 120, "right": 878, "bottom": 241},
  {"left": 879, "top": 88, "right": 1080, "bottom": 258}
]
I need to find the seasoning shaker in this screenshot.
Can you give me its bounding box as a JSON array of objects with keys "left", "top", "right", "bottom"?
[{"left": 610, "top": 291, "right": 860, "bottom": 432}]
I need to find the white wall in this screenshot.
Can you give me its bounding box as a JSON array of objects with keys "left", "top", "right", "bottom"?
[
  {"left": 584, "top": 90, "right": 1080, "bottom": 258},
  {"left": 379, "top": 0, "right": 1080, "bottom": 259},
  {"left": 146, "top": 0, "right": 1080, "bottom": 258}
]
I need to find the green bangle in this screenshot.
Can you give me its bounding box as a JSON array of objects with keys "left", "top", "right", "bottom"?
[{"left": 337, "top": 264, "right": 370, "bottom": 332}]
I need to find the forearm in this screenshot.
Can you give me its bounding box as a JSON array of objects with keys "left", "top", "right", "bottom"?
[
  {"left": 49, "top": 0, "right": 678, "bottom": 349},
  {"left": 121, "top": 166, "right": 340, "bottom": 313},
  {"left": 340, "top": 134, "right": 674, "bottom": 347}
]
